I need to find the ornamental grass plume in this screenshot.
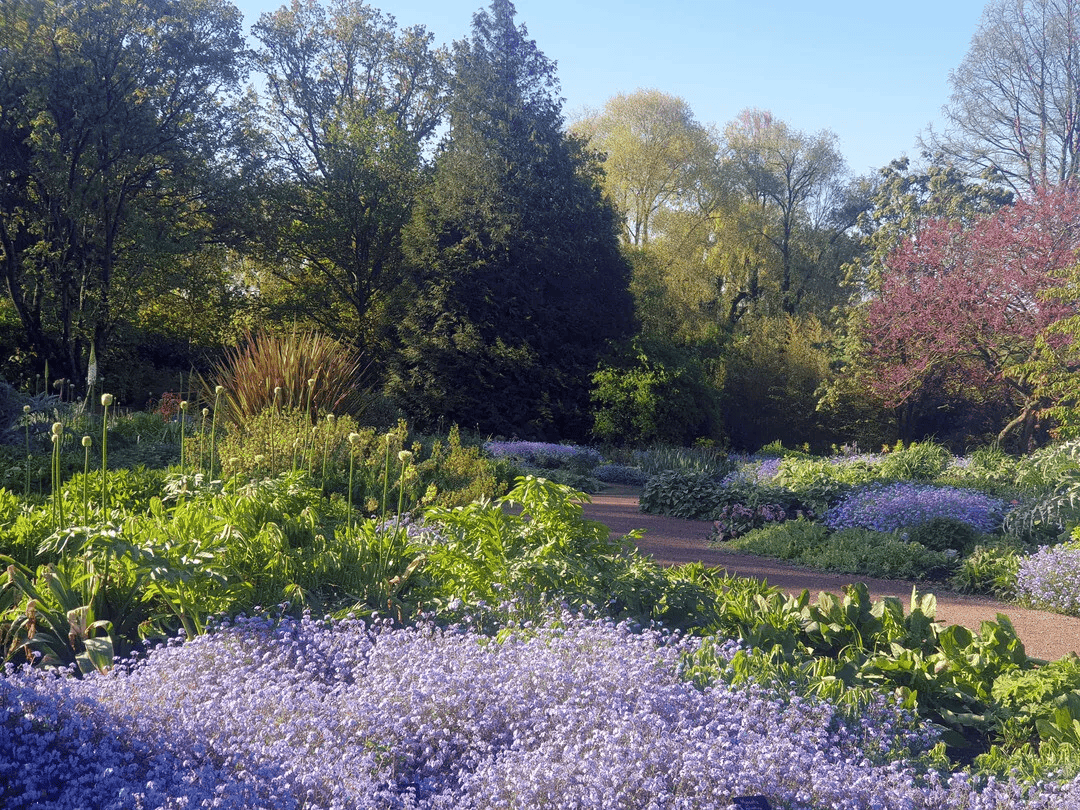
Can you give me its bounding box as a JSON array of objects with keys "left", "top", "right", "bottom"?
[
  {"left": 1, "top": 611, "right": 1061, "bottom": 809},
  {"left": 199, "top": 329, "right": 369, "bottom": 427}
]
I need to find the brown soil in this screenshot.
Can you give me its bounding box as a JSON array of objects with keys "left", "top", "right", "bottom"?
[{"left": 581, "top": 484, "right": 1080, "bottom": 662}]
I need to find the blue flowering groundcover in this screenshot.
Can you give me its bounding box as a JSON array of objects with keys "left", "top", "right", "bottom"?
[
  {"left": 824, "top": 482, "right": 1009, "bottom": 534},
  {"left": 5, "top": 612, "right": 1080, "bottom": 809}
]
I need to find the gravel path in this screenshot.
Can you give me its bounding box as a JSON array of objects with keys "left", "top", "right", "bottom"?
[{"left": 582, "top": 484, "right": 1080, "bottom": 662}]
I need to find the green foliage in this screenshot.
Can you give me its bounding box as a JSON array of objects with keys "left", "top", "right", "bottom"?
[
  {"left": 392, "top": 0, "right": 632, "bottom": 440},
  {"left": 632, "top": 444, "right": 732, "bottom": 477},
  {"left": 722, "top": 314, "right": 843, "bottom": 451},
  {"left": 638, "top": 471, "right": 724, "bottom": 519},
  {"left": 201, "top": 330, "right": 370, "bottom": 426},
  {"left": 730, "top": 521, "right": 956, "bottom": 581},
  {"left": 877, "top": 440, "right": 951, "bottom": 481},
  {"left": 0, "top": 0, "right": 249, "bottom": 391},
  {"left": 774, "top": 456, "right": 864, "bottom": 513},
  {"left": 590, "top": 338, "right": 723, "bottom": 446},
  {"left": 906, "top": 517, "right": 988, "bottom": 555},
  {"left": 944, "top": 444, "right": 1021, "bottom": 493},
  {"left": 419, "top": 475, "right": 673, "bottom": 627},
  {"left": 952, "top": 541, "right": 1024, "bottom": 598}
]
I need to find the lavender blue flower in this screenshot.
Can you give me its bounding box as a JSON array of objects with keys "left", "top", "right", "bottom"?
[
  {"left": 1015, "top": 544, "right": 1080, "bottom": 616},
  {"left": 720, "top": 456, "right": 784, "bottom": 487},
  {"left": 824, "top": 481, "right": 1008, "bottom": 534},
  {"left": 5, "top": 611, "right": 1078, "bottom": 809}
]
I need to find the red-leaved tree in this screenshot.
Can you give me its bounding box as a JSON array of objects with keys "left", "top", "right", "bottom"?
[{"left": 860, "top": 187, "right": 1080, "bottom": 445}]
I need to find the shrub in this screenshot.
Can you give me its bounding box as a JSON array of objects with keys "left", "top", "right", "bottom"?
[
  {"left": 824, "top": 482, "right": 1008, "bottom": 534},
  {"left": 952, "top": 542, "right": 1024, "bottom": 598},
  {"left": 201, "top": 329, "right": 369, "bottom": 425},
  {"left": 593, "top": 463, "right": 649, "bottom": 486},
  {"left": 638, "top": 471, "right": 723, "bottom": 519},
  {"left": 483, "top": 440, "right": 602, "bottom": 473},
  {"left": 719, "top": 455, "right": 784, "bottom": 487},
  {"left": 730, "top": 522, "right": 955, "bottom": 581},
  {"left": 590, "top": 337, "right": 723, "bottom": 446},
  {"left": 710, "top": 501, "right": 805, "bottom": 543},
  {"left": 905, "top": 516, "right": 988, "bottom": 555},
  {"left": 877, "top": 439, "right": 951, "bottom": 481},
  {"left": 815, "top": 528, "right": 956, "bottom": 581}
]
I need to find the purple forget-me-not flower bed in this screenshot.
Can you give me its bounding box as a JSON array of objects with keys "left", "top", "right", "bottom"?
[
  {"left": 824, "top": 481, "right": 1009, "bottom": 535},
  {"left": 8, "top": 611, "right": 1080, "bottom": 809}
]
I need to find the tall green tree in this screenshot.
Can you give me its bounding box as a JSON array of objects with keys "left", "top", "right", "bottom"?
[
  {"left": 393, "top": 0, "right": 632, "bottom": 439},
  {"left": 721, "top": 108, "right": 851, "bottom": 316},
  {"left": 0, "top": 0, "right": 249, "bottom": 389},
  {"left": 252, "top": 0, "right": 449, "bottom": 352},
  {"left": 571, "top": 89, "right": 718, "bottom": 247}
]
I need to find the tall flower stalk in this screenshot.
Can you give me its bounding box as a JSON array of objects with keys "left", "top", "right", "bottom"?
[
  {"left": 100, "top": 394, "right": 113, "bottom": 513},
  {"left": 81, "top": 436, "right": 92, "bottom": 525},
  {"left": 210, "top": 386, "right": 223, "bottom": 479},
  {"left": 347, "top": 432, "right": 360, "bottom": 532},
  {"left": 22, "top": 404, "right": 31, "bottom": 498},
  {"left": 179, "top": 400, "right": 189, "bottom": 473},
  {"left": 50, "top": 421, "right": 64, "bottom": 527}
]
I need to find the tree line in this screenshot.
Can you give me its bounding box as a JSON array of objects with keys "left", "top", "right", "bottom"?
[{"left": 3, "top": 0, "right": 1080, "bottom": 450}]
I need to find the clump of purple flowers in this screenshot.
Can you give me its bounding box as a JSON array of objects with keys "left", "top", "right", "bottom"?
[
  {"left": 720, "top": 456, "right": 784, "bottom": 487},
  {"left": 824, "top": 482, "right": 1008, "bottom": 534},
  {"left": 4, "top": 610, "right": 1066, "bottom": 809},
  {"left": 1016, "top": 544, "right": 1080, "bottom": 615},
  {"left": 484, "top": 440, "right": 602, "bottom": 470}
]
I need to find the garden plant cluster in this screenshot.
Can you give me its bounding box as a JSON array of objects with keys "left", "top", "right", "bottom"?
[{"left": 9, "top": 387, "right": 1080, "bottom": 807}]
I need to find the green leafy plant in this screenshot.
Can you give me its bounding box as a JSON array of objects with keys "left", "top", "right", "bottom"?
[
  {"left": 952, "top": 541, "right": 1024, "bottom": 597},
  {"left": 877, "top": 439, "right": 951, "bottom": 481},
  {"left": 639, "top": 471, "right": 724, "bottom": 519}
]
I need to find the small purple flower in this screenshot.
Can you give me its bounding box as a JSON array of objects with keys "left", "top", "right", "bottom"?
[{"left": 824, "top": 482, "right": 1008, "bottom": 534}]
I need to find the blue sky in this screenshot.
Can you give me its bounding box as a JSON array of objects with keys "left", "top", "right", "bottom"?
[{"left": 235, "top": 0, "right": 991, "bottom": 178}]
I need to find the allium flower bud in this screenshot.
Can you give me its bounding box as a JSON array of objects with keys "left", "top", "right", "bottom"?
[
  {"left": 51, "top": 422, "right": 62, "bottom": 435},
  {"left": 180, "top": 400, "right": 189, "bottom": 411},
  {"left": 81, "top": 436, "right": 91, "bottom": 447},
  {"left": 398, "top": 450, "right": 413, "bottom": 463},
  {"left": 100, "top": 393, "right": 114, "bottom": 407},
  {"left": 348, "top": 432, "right": 360, "bottom": 444},
  {"left": 202, "top": 408, "right": 210, "bottom": 418},
  {"left": 22, "top": 405, "right": 30, "bottom": 414}
]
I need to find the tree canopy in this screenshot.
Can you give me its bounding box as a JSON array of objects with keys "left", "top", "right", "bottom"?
[
  {"left": 927, "top": 0, "right": 1080, "bottom": 191},
  {"left": 0, "top": 0, "right": 249, "bottom": 388},
  {"left": 251, "top": 0, "right": 449, "bottom": 349},
  {"left": 859, "top": 186, "right": 1080, "bottom": 446},
  {"left": 391, "top": 0, "right": 632, "bottom": 440}
]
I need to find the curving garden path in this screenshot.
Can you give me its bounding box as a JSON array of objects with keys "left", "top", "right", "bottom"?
[{"left": 581, "top": 484, "right": 1080, "bottom": 662}]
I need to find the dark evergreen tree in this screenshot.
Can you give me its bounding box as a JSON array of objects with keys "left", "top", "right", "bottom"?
[{"left": 392, "top": 0, "right": 633, "bottom": 440}]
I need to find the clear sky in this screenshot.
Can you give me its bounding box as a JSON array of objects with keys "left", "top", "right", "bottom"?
[{"left": 234, "top": 0, "right": 992, "bottom": 178}]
